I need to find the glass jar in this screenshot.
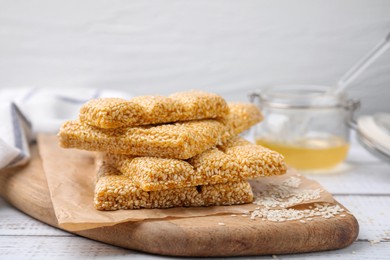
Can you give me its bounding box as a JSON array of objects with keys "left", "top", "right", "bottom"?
[{"left": 249, "top": 85, "right": 360, "bottom": 171}]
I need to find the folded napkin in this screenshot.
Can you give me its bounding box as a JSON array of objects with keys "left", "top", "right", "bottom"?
[{"left": 0, "top": 87, "right": 132, "bottom": 169}]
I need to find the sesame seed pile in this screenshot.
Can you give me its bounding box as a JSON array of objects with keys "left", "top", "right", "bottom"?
[
  {"left": 249, "top": 176, "right": 350, "bottom": 222},
  {"left": 253, "top": 180, "right": 322, "bottom": 208},
  {"left": 57, "top": 90, "right": 287, "bottom": 211}
]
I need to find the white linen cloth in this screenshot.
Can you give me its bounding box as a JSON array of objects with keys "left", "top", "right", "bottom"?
[{"left": 0, "top": 87, "right": 132, "bottom": 169}]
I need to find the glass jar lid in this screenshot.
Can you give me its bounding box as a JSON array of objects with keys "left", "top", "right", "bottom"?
[{"left": 253, "top": 85, "right": 347, "bottom": 109}]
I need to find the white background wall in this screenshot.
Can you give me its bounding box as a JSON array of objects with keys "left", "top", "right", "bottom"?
[{"left": 0, "top": 0, "right": 389, "bottom": 115}]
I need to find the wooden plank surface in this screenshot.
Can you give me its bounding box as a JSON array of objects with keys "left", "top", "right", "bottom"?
[
  {"left": 0, "top": 234, "right": 389, "bottom": 260},
  {"left": 0, "top": 195, "right": 389, "bottom": 260},
  {"left": 0, "top": 144, "right": 359, "bottom": 257}
]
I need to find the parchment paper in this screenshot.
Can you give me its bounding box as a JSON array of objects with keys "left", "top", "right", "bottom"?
[{"left": 38, "top": 134, "right": 334, "bottom": 232}]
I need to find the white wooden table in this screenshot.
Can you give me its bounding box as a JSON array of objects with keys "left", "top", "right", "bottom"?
[{"left": 1, "top": 132, "right": 389, "bottom": 259}]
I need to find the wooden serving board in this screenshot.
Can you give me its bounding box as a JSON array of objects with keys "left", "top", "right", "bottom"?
[{"left": 0, "top": 145, "right": 359, "bottom": 257}]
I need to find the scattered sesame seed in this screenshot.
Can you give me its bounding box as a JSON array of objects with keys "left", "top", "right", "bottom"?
[
  {"left": 282, "top": 176, "right": 302, "bottom": 188},
  {"left": 231, "top": 214, "right": 237, "bottom": 217},
  {"left": 300, "top": 220, "right": 306, "bottom": 224},
  {"left": 218, "top": 222, "right": 225, "bottom": 226},
  {"left": 369, "top": 239, "right": 380, "bottom": 245},
  {"left": 272, "top": 255, "right": 278, "bottom": 259}
]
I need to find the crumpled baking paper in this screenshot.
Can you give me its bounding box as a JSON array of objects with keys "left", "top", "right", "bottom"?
[{"left": 38, "top": 134, "right": 334, "bottom": 231}]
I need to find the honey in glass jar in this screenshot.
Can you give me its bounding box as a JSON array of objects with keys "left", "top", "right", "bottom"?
[{"left": 250, "top": 85, "right": 359, "bottom": 172}]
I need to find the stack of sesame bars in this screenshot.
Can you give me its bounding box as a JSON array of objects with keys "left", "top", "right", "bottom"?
[{"left": 58, "top": 91, "right": 286, "bottom": 210}]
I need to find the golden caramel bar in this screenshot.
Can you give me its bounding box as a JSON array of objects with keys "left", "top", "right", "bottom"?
[
  {"left": 104, "top": 136, "right": 286, "bottom": 191},
  {"left": 58, "top": 103, "right": 262, "bottom": 159},
  {"left": 94, "top": 164, "right": 254, "bottom": 210},
  {"left": 79, "top": 91, "right": 230, "bottom": 129}
]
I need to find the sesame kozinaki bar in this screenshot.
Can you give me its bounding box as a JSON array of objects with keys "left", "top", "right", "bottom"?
[
  {"left": 94, "top": 164, "right": 254, "bottom": 210},
  {"left": 103, "top": 136, "right": 286, "bottom": 191},
  {"left": 58, "top": 103, "right": 262, "bottom": 159},
  {"left": 79, "top": 90, "right": 230, "bottom": 129}
]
